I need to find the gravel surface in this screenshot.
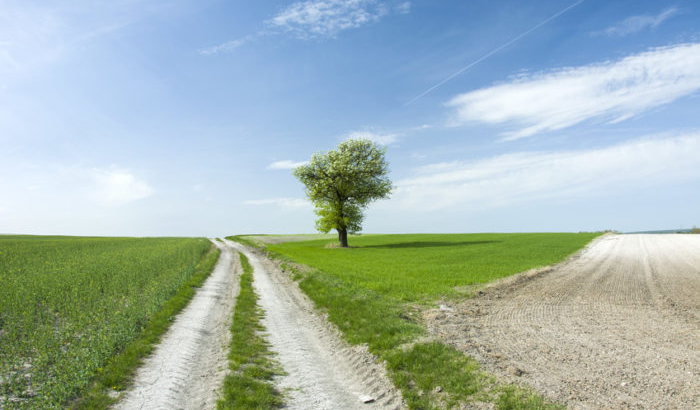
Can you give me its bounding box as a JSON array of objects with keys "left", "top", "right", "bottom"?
[
  {"left": 425, "top": 234, "right": 700, "bottom": 409},
  {"left": 112, "top": 239, "right": 238, "bottom": 410},
  {"left": 227, "top": 239, "right": 405, "bottom": 410}
]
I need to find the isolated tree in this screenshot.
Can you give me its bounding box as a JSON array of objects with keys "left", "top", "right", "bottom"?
[{"left": 293, "top": 139, "right": 392, "bottom": 247}]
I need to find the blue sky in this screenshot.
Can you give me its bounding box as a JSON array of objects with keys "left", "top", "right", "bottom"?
[{"left": 1, "top": 0, "right": 699, "bottom": 236}]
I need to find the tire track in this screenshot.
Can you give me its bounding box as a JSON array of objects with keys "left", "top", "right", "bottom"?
[
  {"left": 226, "top": 240, "right": 405, "bottom": 410},
  {"left": 112, "top": 240, "right": 239, "bottom": 410},
  {"left": 426, "top": 234, "right": 700, "bottom": 409}
]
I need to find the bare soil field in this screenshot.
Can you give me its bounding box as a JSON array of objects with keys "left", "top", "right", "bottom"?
[
  {"left": 227, "top": 239, "right": 405, "bottom": 410},
  {"left": 113, "top": 240, "right": 238, "bottom": 410},
  {"left": 425, "top": 234, "right": 700, "bottom": 409}
]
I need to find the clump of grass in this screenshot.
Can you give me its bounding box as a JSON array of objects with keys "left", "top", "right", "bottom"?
[
  {"left": 496, "top": 386, "right": 564, "bottom": 410},
  {"left": 217, "top": 252, "right": 283, "bottom": 410},
  {"left": 241, "top": 233, "right": 600, "bottom": 409},
  {"left": 386, "top": 342, "right": 484, "bottom": 410}
]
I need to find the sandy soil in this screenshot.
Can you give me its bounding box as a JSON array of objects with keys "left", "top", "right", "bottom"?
[
  {"left": 425, "top": 234, "right": 700, "bottom": 409},
  {"left": 112, "top": 239, "right": 239, "bottom": 410},
  {"left": 226, "top": 239, "right": 405, "bottom": 410}
]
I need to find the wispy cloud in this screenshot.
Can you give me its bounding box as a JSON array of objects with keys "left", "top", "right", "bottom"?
[
  {"left": 345, "top": 130, "right": 400, "bottom": 145},
  {"left": 91, "top": 168, "right": 154, "bottom": 205},
  {"left": 446, "top": 43, "right": 700, "bottom": 140},
  {"left": 199, "top": 35, "right": 255, "bottom": 55},
  {"left": 243, "top": 197, "right": 311, "bottom": 208},
  {"left": 393, "top": 132, "right": 700, "bottom": 210},
  {"left": 267, "top": 160, "right": 309, "bottom": 170},
  {"left": 396, "top": 2, "right": 411, "bottom": 14},
  {"left": 599, "top": 7, "right": 680, "bottom": 37},
  {"left": 202, "top": 1, "right": 409, "bottom": 54},
  {"left": 268, "top": 0, "right": 389, "bottom": 39}
]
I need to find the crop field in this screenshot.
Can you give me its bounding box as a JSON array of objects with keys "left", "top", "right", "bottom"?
[
  {"left": 267, "top": 233, "right": 601, "bottom": 302},
  {"left": 0, "top": 235, "right": 213, "bottom": 409}
]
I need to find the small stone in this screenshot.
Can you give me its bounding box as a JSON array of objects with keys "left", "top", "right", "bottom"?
[
  {"left": 620, "top": 382, "right": 627, "bottom": 387},
  {"left": 360, "top": 395, "right": 375, "bottom": 403},
  {"left": 433, "top": 386, "right": 443, "bottom": 393},
  {"left": 439, "top": 304, "right": 454, "bottom": 312},
  {"left": 508, "top": 366, "right": 524, "bottom": 376}
]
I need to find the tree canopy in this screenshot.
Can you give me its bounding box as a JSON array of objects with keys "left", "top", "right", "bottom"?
[{"left": 293, "top": 139, "right": 392, "bottom": 247}]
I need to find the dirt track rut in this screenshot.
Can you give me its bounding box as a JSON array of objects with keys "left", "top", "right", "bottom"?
[
  {"left": 227, "top": 240, "right": 405, "bottom": 410},
  {"left": 426, "top": 234, "right": 700, "bottom": 409},
  {"left": 113, "top": 240, "right": 238, "bottom": 410}
]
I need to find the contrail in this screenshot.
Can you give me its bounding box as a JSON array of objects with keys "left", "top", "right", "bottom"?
[{"left": 404, "top": 0, "right": 587, "bottom": 106}]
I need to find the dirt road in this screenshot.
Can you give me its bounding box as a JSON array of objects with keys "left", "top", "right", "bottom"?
[
  {"left": 227, "top": 239, "right": 405, "bottom": 410},
  {"left": 427, "top": 234, "right": 699, "bottom": 409},
  {"left": 113, "top": 240, "right": 238, "bottom": 410}
]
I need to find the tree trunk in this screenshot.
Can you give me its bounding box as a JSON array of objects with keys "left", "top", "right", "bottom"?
[{"left": 338, "top": 228, "right": 349, "bottom": 248}]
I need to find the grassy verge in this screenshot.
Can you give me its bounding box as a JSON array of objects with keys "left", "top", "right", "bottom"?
[
  {"left": 217, "top": 252, "right": 283, "bottom": 410},
  {"left": 73, "top": 243, "right": 221, "bottom": 410},
  {"left": 231, "top": 233, "right": 600, "bottom": 409}
]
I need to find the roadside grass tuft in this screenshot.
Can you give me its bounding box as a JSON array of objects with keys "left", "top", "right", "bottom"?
[
  {"left": 496, "top": 386, "right": 564, "bottom": 410},
  {"left": 386, "top": 342, "right": 484, "bottom": 410},
  {"left": 75, "top": 243, "right": 221, "bottom": 409},
  {"left": 217, "top": 252, "right": 283, "bottom": 410},
  {"left": 236, "top": 233, "right": 601, "bottom": 409}
]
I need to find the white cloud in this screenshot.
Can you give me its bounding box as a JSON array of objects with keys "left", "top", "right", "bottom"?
[
  {"left": 199, "top": 35, "right": 254, "bottom": 55},
  {"left": 243, "top": 197, "right": 311, "bottom": 208},
  {"left": 267, "top": 160, "right": 309, "bottom": 170},
  {"left": 202, "top": 0, "right": 410, "bottom": 54},
  {"left": 447, "top": 43, "right": 700, "bottom": 139},
  {"left": 396, "top": 2, "right": 411, "bottom": 14},
  {"left": 267, "top": 0, "right": 389, "bottom": 39},
  {"left": 91, "top": 168, "right": 154, "bottom": 205},
  {"left": 600, "top": 7, "right": 679, "bottom": 36},
  {"left": 345, "top": 130, "right": 399, "bottom": 145},
  {"left": 393, "top": 132, "right": 700, "bottom": 210}
]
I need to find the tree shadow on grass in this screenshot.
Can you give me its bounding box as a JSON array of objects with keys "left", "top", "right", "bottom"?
[{"left": 359, "top": 240, "right": 501, "bottom": 249}]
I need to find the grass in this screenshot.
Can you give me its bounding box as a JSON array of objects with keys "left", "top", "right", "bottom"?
[
  {"left": 0, "top": 235, "right": 218, "bottom": 410},
  {"left": 239, "top": 233, "right": 597, "bottom": 409},
  {"left": 217, "top": 252, "right": 283, "bottom": 410},
  {"left": 267, "top": 233, "right": 601, "bottom": 303}
]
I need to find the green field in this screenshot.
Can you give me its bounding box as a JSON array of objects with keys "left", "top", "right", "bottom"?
[
  {"left": 256, "top": 232, "right": 601, "bottom": 409},
  {"left": 0, "top": 235, "right": 214, "bottom": 409},
  {"left": 267, "top": 233, "right": 601, "bottom": 302}
]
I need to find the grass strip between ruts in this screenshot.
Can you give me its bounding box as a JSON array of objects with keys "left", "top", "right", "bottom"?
[
  {"left": 217, "top": 251, "right": 284, "bottom": 410},
  {"left": 229, "top": 234, "right": 570, "bottom": 410},
  {"left": 71, "top": 243, "right": 221, "bottom": 410}
]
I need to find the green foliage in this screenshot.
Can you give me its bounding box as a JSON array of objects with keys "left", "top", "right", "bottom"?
[
  {"left": 0, "top": 236, "right": 214, "bottom": 409},
  {"left": 218, "top": 252, "right": 283, "bottom": 409},
  {"left": 293, "top": 139, "right": 392, "bottom": 245},
  {"left": 691, "top": 226, "right": 700, "bottom": 234},
  {"left": 261, "top": 233, "right": 600, "bottom": 409}
]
